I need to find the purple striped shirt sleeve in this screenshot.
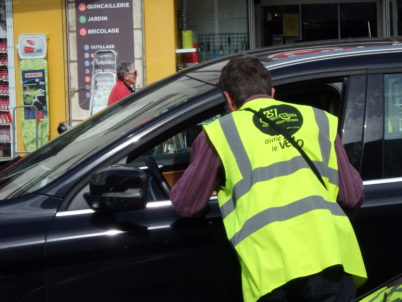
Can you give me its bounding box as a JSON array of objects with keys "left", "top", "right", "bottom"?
[
  {"left": 170, "top": 132, "right": 221, "bottom": 217},
  {"left": 335, "top": 135, "right": 364, "bottom": 208},
  {"left": 170, "top": 132, "right": 363, "bottom": 217}
]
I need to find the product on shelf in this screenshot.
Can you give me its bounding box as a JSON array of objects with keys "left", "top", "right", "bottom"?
[{"left": 0, "top": 24, "right": 11, "bottom": 158}]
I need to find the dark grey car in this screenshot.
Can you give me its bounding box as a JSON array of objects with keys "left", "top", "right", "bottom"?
[{"left": 0, "top": 38, "right": 401, "bottom": 301}]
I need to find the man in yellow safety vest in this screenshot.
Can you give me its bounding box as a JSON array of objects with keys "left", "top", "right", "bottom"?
[{"left": 171, "top": 56, "right": 367, "bottom": 302}]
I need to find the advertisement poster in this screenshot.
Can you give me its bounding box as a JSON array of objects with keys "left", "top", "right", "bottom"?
[
  {"left": 75, "top": 1, "right": 134, "bottom": 110},
  {"left": 20, "top": 58, "right": 49, "bottom": 151},
  {"left": 22, "top": 69, "right": 47, "bottom": 119},
  {"left": 283, "top": 14, "right": 299, "bottom": 37}
]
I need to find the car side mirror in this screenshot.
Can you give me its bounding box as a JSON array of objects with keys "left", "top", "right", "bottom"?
[{"left": 84, "top": 165, "right": 148, "bottom": 212}]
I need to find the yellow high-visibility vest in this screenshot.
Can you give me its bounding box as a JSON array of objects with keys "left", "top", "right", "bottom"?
[
  {"left": 359, "top": 283, "right": 402, "bottom": 301},
  {"left": 204, "top": 97, "right": 367, "bottom": 302}
]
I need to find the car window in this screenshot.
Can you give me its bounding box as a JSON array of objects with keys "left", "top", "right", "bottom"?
[
  {"left": 67, "top": 110, "right": 223, "bottom": 211},
  {"left": 68, "top": 77, "right": 350, "bottom": 211},
  {"left": 384, "top": 73, "right": 402, "bottom": 178},
  {"left": 275, "top": 78, "right": 344, "bottom": 117}
]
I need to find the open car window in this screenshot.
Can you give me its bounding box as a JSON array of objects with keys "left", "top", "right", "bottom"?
[
  {"left": 67, "top": 111, "right": 223, "bottom": 211},
  {"left": 126, "top": 114, "right": 222, "bottom": 200}
]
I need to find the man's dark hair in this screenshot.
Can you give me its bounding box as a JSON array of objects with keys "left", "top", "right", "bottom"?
[
  {"left": 117, "top": 62, "right": 135, "bottom": 81},
  {"left": 219, "top": 56, "right": 272, "bottom": 107}
]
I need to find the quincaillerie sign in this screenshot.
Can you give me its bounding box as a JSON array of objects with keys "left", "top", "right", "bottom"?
[{"left": 75, "top": 1, "right": 134, "bottom": 110}]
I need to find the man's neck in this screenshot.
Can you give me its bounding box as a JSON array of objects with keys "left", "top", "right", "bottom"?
[{"left": 244, "top": 94, "right": 273, "bottom": 104}]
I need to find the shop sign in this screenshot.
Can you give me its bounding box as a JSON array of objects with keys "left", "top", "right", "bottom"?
[{"left": 75, "top": 1, "right": 134, "bottom": 110}]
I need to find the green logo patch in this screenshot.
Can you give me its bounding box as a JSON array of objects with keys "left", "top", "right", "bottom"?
[{"left": 253, "top": 104, "right": 303, "bottom": 136}]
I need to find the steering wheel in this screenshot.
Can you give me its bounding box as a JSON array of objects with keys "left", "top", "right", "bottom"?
[{"left": 144, "top": 155, "right": 171, "bottom": 198}]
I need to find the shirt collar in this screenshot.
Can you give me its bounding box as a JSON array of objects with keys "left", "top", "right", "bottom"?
[{"left": 122, "top": 80, "right": 135, "bottom": 93}]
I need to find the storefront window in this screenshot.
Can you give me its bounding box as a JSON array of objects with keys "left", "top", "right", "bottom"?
[
  {"left": 396, "top": 0, "right": 402, "bottom": 36},
  {"left": 0, "top": 2, "right": 11, "bottom": 158},
  {"left": 302, "top": 4, "right": 338, "bottom": 41},
  {"left": 340, "top": 3, "right": 377, "bottom": 38},
  {"left": 263, "top": 6, "right": 299, "bottom": 46},
  {"left": 261, "top": 2, "right": 378, "bottom": 47},
  {"left": 177, "top": 0, "right": 249, "bottom": 68}
]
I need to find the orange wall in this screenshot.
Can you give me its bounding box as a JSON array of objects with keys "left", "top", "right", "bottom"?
[{"left": 144, "top": 0, "right": 177, "bottom": 84}]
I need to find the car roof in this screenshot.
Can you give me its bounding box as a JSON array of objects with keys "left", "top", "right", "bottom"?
[
  {"left": 255, "top": 38, "right": 402, "bottom": 70},
  {"left": 183, "top": 37, "right": 402, "bottom": 86}
]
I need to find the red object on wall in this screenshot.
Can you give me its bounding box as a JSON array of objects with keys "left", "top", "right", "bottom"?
[
  {"left": 182, "top": 43, "right": 199, "bottom": 63},
  {"left": 23, "top": 46, "right": 35, "bottom": 53}
]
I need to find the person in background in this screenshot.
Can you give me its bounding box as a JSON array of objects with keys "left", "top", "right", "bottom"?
[
  {"left": 107, "top": 62, "right": 137, "bottom": 106},
  {"left": 170, "top": 56, "right": 367, "bottom": 302}
]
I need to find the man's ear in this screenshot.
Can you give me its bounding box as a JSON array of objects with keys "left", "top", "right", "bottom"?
[
  {"left": 271, "top": 87, "right": 276, "bottom": 98},
  {"left": 223, "top": 91, "right": 238, "bottom": 112}
]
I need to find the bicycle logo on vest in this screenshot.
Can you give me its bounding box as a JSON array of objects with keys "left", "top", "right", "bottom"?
[{"left": 252, "top": 104, "right": 304, "bottom": 151}]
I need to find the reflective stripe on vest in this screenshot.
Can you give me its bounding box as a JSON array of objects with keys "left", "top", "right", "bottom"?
[
  {"left": 218, "top": 111, "right": 338, "bottom": 219},
  {"left": 230, "top": 194, "right": 345, "bottom": 247}
]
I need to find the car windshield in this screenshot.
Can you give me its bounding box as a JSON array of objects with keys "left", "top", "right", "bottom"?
[{"left": 0, "top": 74, "right": 216, "bottom": 199}]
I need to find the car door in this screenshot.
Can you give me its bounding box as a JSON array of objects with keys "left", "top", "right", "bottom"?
[
  {"left": 286, "top": 71, "right": 402, "bottom": 293},
  {"left": 0, "top": 194, "right": 59, "bottom": 302},
  {"left": 353, "top": 72, "right": 402, "bottom": 294},
  {"left": 45, "top": 201, "right": 241, "bottom": 302},
  {"left": 275, "top": 72, "right": 401, "bottom": 294},
  {"left": 44, "top": 96, "right": 242, "bottom": 302}
]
